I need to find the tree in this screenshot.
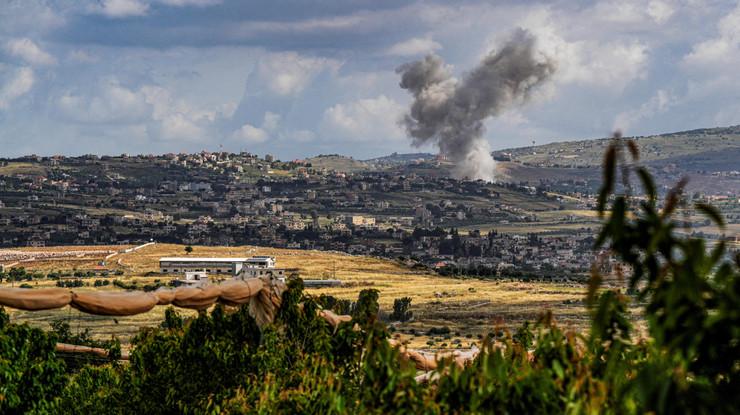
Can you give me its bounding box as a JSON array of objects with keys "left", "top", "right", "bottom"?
[
  {"left": 390, "top": 297, "right": 413, "bottom": 322},
  {"left": 184, "top": 245, "right": 193, "bottom": 255}
]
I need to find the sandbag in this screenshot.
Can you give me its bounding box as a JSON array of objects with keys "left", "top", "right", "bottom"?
[
  {"left": 56, "top": 343, "right": 130, "bottom": 360},
  {"left": 320, "top": 309, "right": 352, "bottom": 328},
  {"left": 172, "top": 285, "right": 221, "bottom": 310},
  {"left": 153, "top": 287, "right": 177, "bottom": 305},
  {"left": 404, "top": 349, "right": 438, "bottom": 371},
  {"left": 248, "top": 277, "right": 286, "bottom": 327},
  {"left": 0, "top": 287, "right": 72, "bottom": 311},
  {"left": 71, "top": 291, "right": 158, "bottom": 316},
  {"left": 218, "top": 279, "right": 264, "bottom": 306}
]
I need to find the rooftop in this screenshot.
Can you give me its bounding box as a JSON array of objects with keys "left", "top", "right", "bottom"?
[{"left": 159, "top": 257, "right": 251, "bottom": 262}]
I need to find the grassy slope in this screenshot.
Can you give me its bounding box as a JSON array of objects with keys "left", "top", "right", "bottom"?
[
  {"left": 3, "top": 243, "right": 594, "bottom": 348},
  {"left": 496, "top": 128, "right": 740, "bottom": 168},
  {"left": 305, "top": 155, "right": 371, "bottom": 172}
]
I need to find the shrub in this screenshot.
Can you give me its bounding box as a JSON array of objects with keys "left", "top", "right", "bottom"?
[{"left": 389, "top": 297, "right": 413, "bottom": 322}]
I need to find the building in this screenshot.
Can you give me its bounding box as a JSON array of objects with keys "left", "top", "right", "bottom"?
[
  {"left": 347, "top": 215, "right": 376, "bottom": 227},
  {"left": 174, "top": 271, "right": 210, "bottom": 287},
  {"left": 159, "top": 255, "right": 287, "bottom": 280},
  {"left": 238, "top": 256, "right": 287, "bottom": 279},
  {"left": 159, "top": 257, "right": 250, "bottom": 275}
]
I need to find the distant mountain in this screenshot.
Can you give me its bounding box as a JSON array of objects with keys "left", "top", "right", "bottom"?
[
  {"left": 493, "top": 125, "right": 740, "bottom": 170},
  {"left": 492, "top": 125, "right": 740, "bottom": 194}
]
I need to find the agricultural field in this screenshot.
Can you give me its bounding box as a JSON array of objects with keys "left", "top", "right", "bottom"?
[
  {"left": 0, "top": 161, "right": 48, "bottom": 176},
  {"left": 0, "top": 243, "right": 621, "bottom": 349}
]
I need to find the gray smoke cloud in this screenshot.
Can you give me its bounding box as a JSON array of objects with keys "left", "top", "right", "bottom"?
[{"left": 397, "top": 29, "right": 556, "bottom": 181}]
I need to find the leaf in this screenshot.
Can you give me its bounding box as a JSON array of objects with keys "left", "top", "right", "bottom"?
[
  {"left": 661, "top": 177, "right": 687, "bottom": 219},
  {"left": 552, "top": 359, "right": 565, "bottom": 379},
  {"left": 694, "top": 202, "right": 725, "bottom": 229},
  {"left": 626, "top": 139, "right": 639, "bottom": 161},
  {"left": 636, "top": 167, "right": 656, "bottom": 203},
  {"left": 597, "top": 144, "right": 617, "bottom": 217}
]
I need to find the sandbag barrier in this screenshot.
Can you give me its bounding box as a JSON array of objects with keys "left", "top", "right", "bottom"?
[
  {"left": 0, "top": 277, "right": 275, "bottom": 316},
  {"left": 1, "top": 278, "right": 478, "bottom": 373},
  {"left": 55, "top": 343, "right": 130, "bottom": 361}
]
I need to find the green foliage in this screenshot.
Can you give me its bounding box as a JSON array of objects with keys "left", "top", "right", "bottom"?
[
  {"left": 594, "top": 137, "right": 740, "bottom": 413},
  {"left": 390, "top": 297, "right": 413, "bottom": 322},
  {"left": 0, "top": 307, "right": 66, "bottom": 414}
]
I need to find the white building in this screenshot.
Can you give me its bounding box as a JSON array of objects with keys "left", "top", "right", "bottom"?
[
  {"left": 159, "top": 257, "right": 250, "bottom": 275},
  {"left": 160, "top": 255, "right": 287, "bottom": 280},
  {"left": 238, "top": 256, "right": 287, "bottom": 280},
  {"left": 174, "top": 271, "right": 210, "bottom": 287}
]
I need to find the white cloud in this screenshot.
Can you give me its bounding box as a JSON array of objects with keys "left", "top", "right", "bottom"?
[
  {"left": 587, "top": 0, "right": 674, "bottom": 25},
  {"left": 0, "top": 67, "right": 35, "bottom": 109},
  {"left": 387, "top": 37, "right": 442, "bottom": 56},
  {"left": 232, "top": 123, "right": 269, "bottom": 144},
  {"left": 647, "top": 1, "right": 675, "bottom": 24},
  {"left": 519, "top": 9, "right": 649, "bottom": 91},
  {"left": 56, "top": 80, "right": 150, "bottom": 123},
  {"left": 322, "top": 95, "right": 405, "bottom": 142},
  {"left": 256, "top": 52, "right": 340, "bottom": 96},
  {"left": 231, "top": 111, "right": 280, "bottom": 143},
  {"left": 93, "top": 0, "right": 150, "bottom": 18},
  {"left": 158, "top": 113, "right": 204, "bottom": 140},
  {"left": 5, "top": 38, "right": 56, "bottom": 66},
  {"left": 55, "top": 79, "right": 224, "bottom": 142},
  {"left": 684, "top": 3, "right": 740, "bottom": 69},
  {"left": 613, "top": 89, "right": 678, "bottom": 131}
]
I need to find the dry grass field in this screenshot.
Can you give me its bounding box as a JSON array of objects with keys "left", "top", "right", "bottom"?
[{"left": 1, "top": 243, "right": 621, "bottom": 349}]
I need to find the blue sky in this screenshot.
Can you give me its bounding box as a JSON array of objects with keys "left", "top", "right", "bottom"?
[{"left": 1, "top": 0, "right": 739, "bottom": 159}]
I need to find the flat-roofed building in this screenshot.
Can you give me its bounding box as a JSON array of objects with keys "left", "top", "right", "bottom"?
[
  {"left": 159, "top": 257, "right": 249, "bottom": 275},
  {"left": 239, "top": 256, "right": 287, "bottom": 279},
  {"left": 244, "top": 256, "right": 275, "bottom": 268},
  {"left": 160, "top": 255, "right": 288, "bottom": 280}
]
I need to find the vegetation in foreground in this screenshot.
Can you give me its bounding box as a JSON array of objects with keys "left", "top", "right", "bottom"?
[{"left": 1, "top": 139, "right": 738, "bottom": 414}]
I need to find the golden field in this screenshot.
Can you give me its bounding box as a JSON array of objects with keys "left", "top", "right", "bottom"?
[{"left": 1, "top": 243, "right": 613, "bottom": 349}]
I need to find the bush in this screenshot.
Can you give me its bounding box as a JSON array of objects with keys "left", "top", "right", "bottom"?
[
  {"left": 427, "top": 326, "right": 451, "bottom": 336},
  {"left": 389, "top": 297, "right": 413, "bottom": 322}
]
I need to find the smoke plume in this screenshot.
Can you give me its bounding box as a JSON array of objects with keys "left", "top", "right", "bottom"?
[{"left": 397, "top": 29, "right": 555, "bottom": 181}]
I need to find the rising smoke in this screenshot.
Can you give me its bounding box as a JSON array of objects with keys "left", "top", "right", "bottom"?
[{"left": 397, "top": 29, "right": 555, "bottom": 181}]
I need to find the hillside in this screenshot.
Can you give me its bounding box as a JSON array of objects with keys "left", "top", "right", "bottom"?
[
  {"left": 493, "top": 125, "right": 740, "bottom": 194},
  {"left": 364, "top": 152, "right": 436, "bottom": 166},
  {"left": 305, "top": 154, "right": 371, "bottom": 172},
  {"left": 4, "top": 243, "right": 590, "bottom": 348},
  {"left": 494, "top": 125, "right": 740, "bottom": 169}
]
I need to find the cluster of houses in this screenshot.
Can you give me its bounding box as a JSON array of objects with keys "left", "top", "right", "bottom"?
[{"left": 0, "top": 152, "right": 736, "bottom": 282}]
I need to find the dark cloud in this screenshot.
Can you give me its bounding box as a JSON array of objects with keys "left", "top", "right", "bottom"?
[{"left": 52, "top": 0, "right": 427, "bottom": 52}]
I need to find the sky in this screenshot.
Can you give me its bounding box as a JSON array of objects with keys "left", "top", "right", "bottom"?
[{"left": 0, "top": 0, "right": 739, "bottom": 160}]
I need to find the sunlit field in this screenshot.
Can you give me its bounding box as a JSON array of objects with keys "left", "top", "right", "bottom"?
[{"left": 0, "top": 243, "right": 629, "bottom": 349}]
